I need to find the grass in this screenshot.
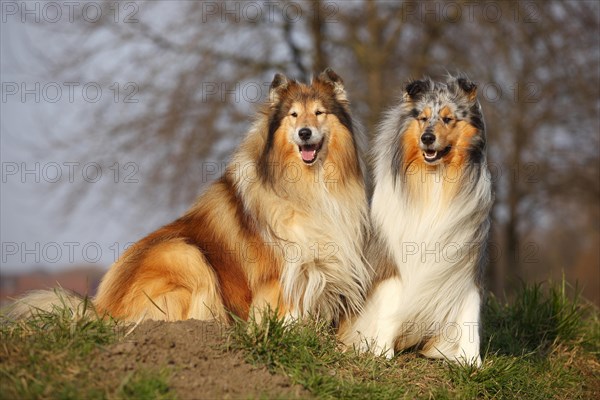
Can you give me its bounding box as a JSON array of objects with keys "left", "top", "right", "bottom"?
[
  {"left": 229, "top": 280, "right": 600, "bottom": 399},
  {"left": 482, "top": 280, "right": 598, "bottom": 356},
  {"left": 0, "top": 295, "right": 174, "bottom": 400},
  {"left": 117, "top": 369, "right": 174, "bottom": 400},
  {"left": 0, "top": 281, "right": 598, "bottom": 399}
]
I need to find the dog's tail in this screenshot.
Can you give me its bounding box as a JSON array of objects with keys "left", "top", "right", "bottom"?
[{"left": 4, "top": 287, "right": 96, "bottom": 321}]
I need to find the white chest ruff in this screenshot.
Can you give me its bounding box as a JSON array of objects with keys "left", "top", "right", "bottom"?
[
  {"left": 269, "top": 192, "right": 369, "bottom": 321},
  {"left": 344, "top": 167, "right": 491, "bottom": 364}
]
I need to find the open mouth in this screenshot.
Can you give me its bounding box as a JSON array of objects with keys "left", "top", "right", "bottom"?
[
  {"left": 298, "top": 140, "right": 324, "bottom": 164},
  {"left": 423, "top": 146, "right": 452, "bottom": 163}
]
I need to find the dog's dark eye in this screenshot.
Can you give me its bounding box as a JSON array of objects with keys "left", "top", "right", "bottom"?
[
  {"left": 290, "top": 112, "right": 298, "bottom": 118},
  {"left": 442, "top": 117, "right": 453, "bottom": 124},
  {"left": 419, "top": 116, "right": 428, "bottom": 122},
  {"left": 315, "top": 110, "right": 324, "bottom": 116}
]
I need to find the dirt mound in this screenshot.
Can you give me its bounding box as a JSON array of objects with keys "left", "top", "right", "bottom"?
[{"left": 92, "top": 319, "right": 308, "bottom": 399}]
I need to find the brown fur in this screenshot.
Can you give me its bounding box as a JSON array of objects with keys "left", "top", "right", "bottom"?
[
  {"left": 94, "top": 177, "right": 264, "bottom": 322},
  {"left": 91, "top": 70, "right": 369, "bottom": 324}
]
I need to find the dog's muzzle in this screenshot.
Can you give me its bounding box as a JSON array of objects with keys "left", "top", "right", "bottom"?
[{"left": 296, "top": 128, "right": 324, "bottom": 164}]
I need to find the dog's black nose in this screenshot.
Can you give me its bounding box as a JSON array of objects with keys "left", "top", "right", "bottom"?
[
  {"left": 421, "top": 132, "right": 436, "bottom": 145},
  {"left": 299, "top": 128, "right": 312, "bottom": 141}
]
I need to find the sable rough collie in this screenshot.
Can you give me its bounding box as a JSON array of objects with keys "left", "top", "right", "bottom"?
[
  {"left": 339, "top": 76, "right": 493, "bottom": 365},
  {"left": 11, "top": 69, "right": 370, "bottom": 325}
]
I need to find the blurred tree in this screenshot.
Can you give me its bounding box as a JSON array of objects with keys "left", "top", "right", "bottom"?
[{"left": 32, "top": 0, "right": 599, "bottom": 299}]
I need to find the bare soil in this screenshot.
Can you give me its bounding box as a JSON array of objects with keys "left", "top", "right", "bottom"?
[{"left": 91, "top": 320, "right": 309, "bottom": 399}]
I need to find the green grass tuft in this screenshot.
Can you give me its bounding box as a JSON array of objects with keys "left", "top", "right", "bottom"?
[
  {"left": 118, "top": 369, "right": 176, "bottom": 400},
  {"left": 482, "top": 279, "right": 593, "bottom": 356},
  {"left": 443, "top": 353, "right": 586, "bottom": 399},
  {"left": 0, "top": 298, "right": 175, "bottom": 400},
  {"left": 0, "top": 297, "right": 117, "bottom": 399}
]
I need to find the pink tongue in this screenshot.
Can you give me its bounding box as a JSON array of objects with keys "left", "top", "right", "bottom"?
[{"left": 301, "top": 145, "right": 317, "bottom": 162}]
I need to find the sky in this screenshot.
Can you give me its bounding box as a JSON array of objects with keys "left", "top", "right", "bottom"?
[{"left": 1, "top": 3, "right": 179, "bottom": 274}]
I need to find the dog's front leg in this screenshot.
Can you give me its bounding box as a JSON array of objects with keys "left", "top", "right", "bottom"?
[
  {"left": 340, "top": 277, "right": 403, "bottom": 358},
  {"left": 420, "top": 285, "right": 482, "bottom": 366},
  {"left": 454, "top": 285, "right": 482, "bottom": 366}
]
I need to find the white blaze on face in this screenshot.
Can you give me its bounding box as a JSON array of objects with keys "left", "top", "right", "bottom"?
[{"left": 289, "top": 100, "right": 327, "bottom": 165}]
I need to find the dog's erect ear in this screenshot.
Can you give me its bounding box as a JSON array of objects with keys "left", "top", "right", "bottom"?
[
  {"left": 269, "top": 73, "right": 289, "bottom": 104},
  {"left": 456, "top": 77, "right": 478, "bottom": 102},
  {"left": 317, "top": 68, "right": 347, "bottom": 102},
  {"left": 404, "top": 79, "right": 430, "bottom": 101}
]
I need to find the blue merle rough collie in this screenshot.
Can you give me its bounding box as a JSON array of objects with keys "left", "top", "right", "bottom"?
[{"left": 340, "top": 75, "right": 493, "bottom": 366}]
